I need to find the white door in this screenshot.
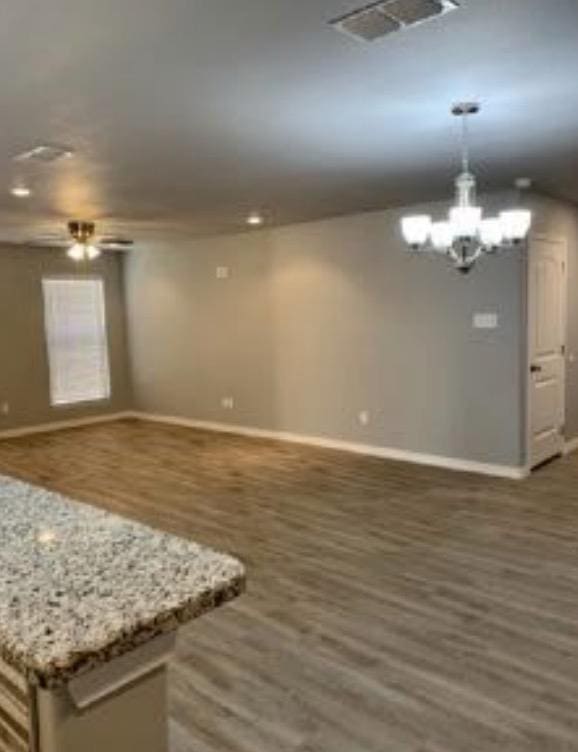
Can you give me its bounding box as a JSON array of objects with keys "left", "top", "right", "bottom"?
[{"left": 528, "top": 236, "right": 567, "bottom": 469}]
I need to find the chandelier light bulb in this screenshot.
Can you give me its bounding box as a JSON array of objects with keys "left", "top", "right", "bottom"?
[
  {"left": 430, "top": 221, "right": 454, "bottom": 251},
  {"left": 448, "top": 206, "right": 482, "bottom": 239},
  {"left": 499, "top": 210, "right": 532, "bottom": 242},
  {"left": 401, "top": 215, "right": 432, "bottom": 248},
  {"left": 479, "top": 218, "right": 505, "bottom": 248}
]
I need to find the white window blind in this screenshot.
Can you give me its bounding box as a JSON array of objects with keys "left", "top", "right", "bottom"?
[{"left": 42, "top": 278, "right": 111, "bottom": 406}]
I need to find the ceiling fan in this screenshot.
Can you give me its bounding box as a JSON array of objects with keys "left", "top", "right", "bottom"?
[{"left": 28, "top": 221, "right": 134, "bottom": 260}]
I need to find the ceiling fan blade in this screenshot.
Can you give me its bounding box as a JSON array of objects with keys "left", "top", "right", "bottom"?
[
  {"left": 26, "top": 235, "right": 71, "bottom": 248},
  {"left": 97, "top": 236, "right": 135, "bottom": 248}
]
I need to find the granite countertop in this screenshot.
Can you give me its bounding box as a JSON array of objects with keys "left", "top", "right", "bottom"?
[{"left": 0, "top": 475, "right": 245, "bottom": 688}]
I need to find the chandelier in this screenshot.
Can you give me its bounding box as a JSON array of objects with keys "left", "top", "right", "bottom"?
[{"left": 400, "top": 103, "right": 532, "bottom": 273}]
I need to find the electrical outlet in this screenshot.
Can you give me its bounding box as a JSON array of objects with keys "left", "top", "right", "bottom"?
[
  {"left": 216, "top": 266, "right": 230, "bottom": 279},
  {"left": 0, "top": 402, "right": 9, "bottom": 416},
  {"left": 221, "top": 396, "right": 234, "bottom": 410},
  {"left": 358, "top": 410, "right": 370, "bottom": 426}
]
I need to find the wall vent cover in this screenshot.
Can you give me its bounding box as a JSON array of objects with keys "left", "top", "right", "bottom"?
[{"left": 331, "top": 0, "right": 459, "bottom": 42}]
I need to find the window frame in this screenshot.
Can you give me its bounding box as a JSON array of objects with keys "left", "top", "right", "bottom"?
[{"left": 42, "top": 275, "right": 112, "bottom": 408}]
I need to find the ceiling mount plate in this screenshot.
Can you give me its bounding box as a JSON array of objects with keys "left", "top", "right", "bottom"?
[{"left": 452, "top": 102, "right": 481, "bottom": 117}]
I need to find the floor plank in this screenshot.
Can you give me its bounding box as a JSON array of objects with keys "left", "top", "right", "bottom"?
[{"left": 0, "top": 418, "right": 577, "bottom": 751}]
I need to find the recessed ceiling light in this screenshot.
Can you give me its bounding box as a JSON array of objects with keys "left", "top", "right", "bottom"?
[
  {"left": 515, "top": 177, "right": 532, "bottom": 190},
  {"left": 11, "top": 186, "right": 31, "bottom": 198},
  {"left": 247, "top": 213, "right": 264, "bottom": 226}
]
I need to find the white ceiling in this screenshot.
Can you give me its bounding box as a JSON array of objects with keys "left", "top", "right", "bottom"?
[{"left": 0, "top": 0, "right": 577, "bottom": 244}]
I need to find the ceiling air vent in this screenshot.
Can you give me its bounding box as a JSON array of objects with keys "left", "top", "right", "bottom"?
[
  {"left": 333, "top": 5, "right": 400, "bottom": 42},
  {"left": 331, "top": 0, "right": 459, "bottom": 42},
  {"left": 14, "top": 144, "right": 75, "bottom": 163}
]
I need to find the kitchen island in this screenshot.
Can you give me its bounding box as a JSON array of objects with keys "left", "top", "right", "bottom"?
[{"left": 0, "top": 474, "right": 245, "bottom": 752}]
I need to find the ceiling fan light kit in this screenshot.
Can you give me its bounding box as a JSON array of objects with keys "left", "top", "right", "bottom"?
[
  {"left": 67, "top": 242, "right": 101, "bottom": 261},
  {"left": 400, "top": 102, "right": 532, "bottom": 273},
  {"left": 66, "top": 220, "right": 101, "bottom": 261}
]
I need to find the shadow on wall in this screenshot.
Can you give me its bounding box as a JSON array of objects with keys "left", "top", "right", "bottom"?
[{"left": 125, "top": 191, "right": 525, "bottom": 468}]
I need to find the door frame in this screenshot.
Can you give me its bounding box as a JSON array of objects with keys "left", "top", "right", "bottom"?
[{"left": 524, "top": 233, "right": 568, "bottom": 470}]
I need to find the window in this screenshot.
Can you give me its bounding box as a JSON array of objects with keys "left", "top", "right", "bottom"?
[{"left": 42, "top": 278, "right": 111, "bottom": 406}]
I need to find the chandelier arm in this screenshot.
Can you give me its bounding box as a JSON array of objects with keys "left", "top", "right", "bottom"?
[
  {"left": 470, "top": 244, "right": 486, "bottom": 263},
  {"left": 461, "top": 242, "right": 484, "bottom": 270},
  {"left": 446, "top": 246, "right": 461, "bottom": 265}
]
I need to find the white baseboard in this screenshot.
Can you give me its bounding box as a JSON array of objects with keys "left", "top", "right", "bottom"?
[
  {"left": 128, "top": 411, "right": 528, "bottom": 480},
  {"left": 0, "top": 412, "right": 134, "bottom": 440},
  {"left": 0, "top": 408, "right": 528, "bottom": 480},
  {"left": 564, "top": 436, "right": 578, "bottom": 456}
]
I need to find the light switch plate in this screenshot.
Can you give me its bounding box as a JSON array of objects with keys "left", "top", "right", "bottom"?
[
  {"left": 473, "top": 312, "right": 499, "bottom": 330},
  {"left": 216, "top": 266, "right": 230, "bottom": 279}
]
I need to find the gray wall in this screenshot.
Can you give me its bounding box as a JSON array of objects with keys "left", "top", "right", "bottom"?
[
  {"left": 126, "top": 192, "right": 526, "bottom": 467},
  {"left": 526, "top": 194, "right": 578, "bottom": 441},
  {"left": 3, "top": 195, "right": 574, "bottom": 463},
  {"left": 0, "top": 246, "right": 133, "bottom": 431}
]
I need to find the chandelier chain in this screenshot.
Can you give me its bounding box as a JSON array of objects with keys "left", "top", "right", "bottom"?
[{"left": 460, "top": 112, "right": 470, "bottom": 174}]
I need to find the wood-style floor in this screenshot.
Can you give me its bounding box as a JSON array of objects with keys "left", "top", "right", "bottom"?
[{"left": 0, "top": 419, "right": 577, "bottom": 752}]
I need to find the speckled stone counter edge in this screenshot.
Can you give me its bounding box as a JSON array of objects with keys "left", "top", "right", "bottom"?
[{"left": 14, "top": 572, "right": 245, "bottom": 689}]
